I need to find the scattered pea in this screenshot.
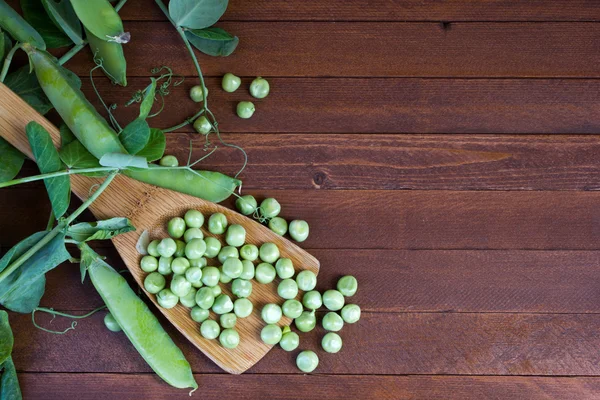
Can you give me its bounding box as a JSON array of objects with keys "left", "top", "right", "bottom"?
[
  {"left": 157, "top": 256, "right": 173, "bottom": 275},
  {"left": 219, "top": 328, "right": 240, "bottom": 348},
  {"left": 259, "top": 198, "right": 281, "bottom": 219},
  {"left": 234, "top": 298, "right": 253, "bottom": 318},
  {"left": 282, "top": 299, "right": 303, "bottom": 319},
  {"left": 278, "top": 279, "right": 299, "bottom": 300},
  {"left": 302, "top": 290, "right": 322, "bottom": 310},
  {"left": 147, "top": 240, "right": 160, "bottom": 257},
  {"left": 235, "top": 195, "right": 257, "bottom": 215},
  {"left": 240, "top": 244, "right": 259, "bottom": 261},
  {"left": 210, "top": 285, "right": 222, "bottom": 297},
  {"left": 240, "top": 260, "right": 255, "bottom": 280},
  {"left": 185, "top": 266, "right": 203, "bottom": 285},
  {"left": 275, "top": 258, "right": 294, "bottom": 279},
  {"left": 219, "top": 267, "right": 233, "bottom": 284},
  {"left": 171, "top": 257, "right": 190, "bottom": 275},
  {"left": 261, "top": 324, "right": 282, "bottom": 345},
  {"left": 280, "top": 331, "right": 299, "bottom": 351},
  {"left": 189, "top": 257, "right": 207, "bottom": 269},
  {"left": 249, "top": 77, "right": 270, "bottom": 99},
  {"left": 184, "top": 209, "right": 204, "bottom": 228},
  {"left": 208, "top": 213, "right": 228, "bottom": 234},
  {"left": 259, "top": 242, "right": 280, "bottom": 264},
  {"left": 144, "top": 272, "right": 166, "bottom": 294},
  {"left": 268, "top": 217, "right": 288, "bottom": 236},
  {"left": 174, "top": 240, "right": 186, "bottom": 257},
  {"left": 236, "top": 101, "right": 255, "bottom": 119},
  {"left": 296, "top": 270, "right": 317, "bottom": 291},
  {"left": 170, "top": 274, "right": 192, "bottom": 297},
  {"left": 104, "top": 313, "right": 122, "bottom": 332},
  {"left": 220, "top": 313, "right": 237, "bottom": 329},
  {"left": 167, "top": 217, "right": 186, "bottom": 239},
  {"left": 195, "top": 287, "right": 215, "bottom": 310},
  {"left": 200, "top": 319, "right": 220, "bottom": 340},
  {"left": 190, "top": 85, "right": 208, "bottom": 103},
  {"left": 157, "top": 238, "right": 177, "bottom": 257},
  {"left": 193, "top": 116, "right": 212, "bottom": 135},
  {"left": 295, "top": 310, "right": 316, "bottom": 332},
  {"left": 255, "top": 262, "right": 276, "bottom": 284},
  {"left": 261, "top": 303, "right": 282, "bottom": 324},
  {"left": 337, "top": 275, "right": 358, "bottom": 297},
  {"left": 322, "top": 290, "right": 345, "bottom": 311},
  {"left": 341, "top": 304, "right": 361, "bottom": 324},
  {"left": 321, "top": 332, "right": 342, "bottom": 354},
  {"left": 201, "top": 266, "right": 220, "bottom": 287},
  {"left": 222, "top": 73, "right": 241, "bottom": 92},
  {"left": 157, "top": 289, "right": 179, "bottom": 309},
  {"left": 191, "top": 307, "right": 209, "bottom": 323},
  {"left": 180, "top": 288, "right": 198, "bottom": 308},
  {"left": 140, "top": 255, "right": 158, "bottom": 272},
  {"left": 204, "top": 237, "right": 222, "bottom": 258},
  {"left": 212, "top": 294, "right": 234, "bottom": 314},
  {"left": 231, "top": 279, "right": 253, "bottom": 298},
  {"left": 185, "top": 238, "right": 207, "bottom": 260},
  {"left": 223, "top": 258, "right": 244, "bottom": 279},
  {"left": 322, "top": 311, "right": 344, "bottom": 332},
  {"left": 289, "top": 220, "right": 309, "bottom": 242},
  {"left": 296, "top": 350, "right": 318, "bottom": 373},
  {"left": 225, "top": 224, "right": 246, "bottom": 247},
  {"left": 218, "top": 246, "right": 239, "bottom": 264},
  {"left": 184, "top": 228, "right": 204, "bottom": 243}
]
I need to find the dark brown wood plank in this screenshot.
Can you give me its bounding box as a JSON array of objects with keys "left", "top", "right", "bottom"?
[{"left": 17, "top": 373, "right": 600, "bottom": 400}]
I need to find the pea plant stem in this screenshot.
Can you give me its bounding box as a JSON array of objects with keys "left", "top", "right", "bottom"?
[
  {"left": 46, "top": 210, "right": 55, "bottom": 231},
  {"left": 0, "top": 43, "right": 22, "bottom": 82},
  {"left": 0, "top": 167, "right": 116, "bottom": 189}
]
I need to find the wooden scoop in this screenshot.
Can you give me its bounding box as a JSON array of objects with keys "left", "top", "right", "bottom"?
[{"left": 0, "top": 83, "right": 320, "bottom": 374}]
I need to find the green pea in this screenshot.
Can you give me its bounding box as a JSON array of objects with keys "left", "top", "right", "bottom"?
[
  {"left": 235, "top": 195, "right": 257, "bottom": 215},
  {"left": 341, "top": 304, "right": 361, "bottom": 324},
  {"left": 104, "top": 312, "right": 122, "bottom": 332},
  {"left": 240, "top": 244, "right": 259, "bottom": 261},
  {"left": 296, "top": 270, "right": 317, "bottom": 291},
  {"left": 171, "top": 257, "right": 190, "bottom": 275},
  {"left": 191, "top": 280, "right": 204, "bottom": 289},
  {"left": 218, "top": 246, "right": 239, "bottom": 264},
  {"left": 170, "top": 274, "right": 192, "bottom": 297},
  {"left": 261, "top": 324, "right": 282, "bottom": 345},
  {"left": 140, "top": 255, "right": 158, "bottom": 272},
  {"left": 195, "top": 287, "right": 215, "bottom": 310},
  {"left": 157, "top": 256, "right": 173, "bottom": 275},
  {"left": 189, "top": 257, "right": 207, "bottom": 269},
  {"left": 157, "top": 288, "right": 179, "bottom": 309},
  {"left": 302, "top": 290, "right": 322, "bottom": 310},
  {"left": 255, "top": 262, "right": 276, "bottom": 284},
  {"left": 261, "top": 303, "right": 282, "bottom": 324},
  {"left": 184, "top": 210, "right": 204, "bottom": 228},
  {"left": 191, "top": 307, "right": 209, "bottom": 323},
  {"left": 275, "top": 258, "right": 294, "bottom": 279},
  {"left": 147, "top": 240, "right": 160, "bottom": 257},
  {"left": 282, "top": 299, "right": 303, "bottom": 319},
  {"left": 225, "top": 224, "right": 246, "bottom": 247},
  {"left": 180, "top": 288, "right": 198, "bottom": 308},
  {"left": 200, "top": 320, "right": 220, "bottom": 340},
  {"left": 184, "top": 228, "right": 204, "bottom": 243},
  {"left": 201, "top": 266, "right": 220, "bottom": 287},
  {"left": 323, "top": 290, "right": 345, "bottom": 311},
  {"left": 236, "top": 101, "right": 255, "bottom": 119},
  {"left": 259, "top": 242, "right": 280, "bottom": 264},
  {"left": 159, "top": 155, "right": 179, "bottom": 167},
  {"left": 212, "top": 294, "right": 234, "bottom": 314},
  {"left": 193, "top": 116, "right": 212, "bottom": 135},
  {"left": 296, "top": 350, "right": 318, "bottom": 373},
  {"left": 250, "top": 77, "right": 270, "bottom": 99},
  {"left": 223, "top": 258, "right": 244, "bottom": 279},
  {"left": 219, "top": 328, "right": 240, "bottom": 349},
  {"left": 295, "top": 310, "right": 316, "bottom": 332},
  {"left": 190, "top": 85, "right": 208, "bottom": 102},
  {"left": 168, "top": 217, "right": 186, "bottom": 239},
  {"left": 259, "top": 198, "right": 281, "bottom": 219},
  {"left": 233, "top": 298, "right": 253, "bottom": 318},
  {"left": 231, "top": 278, "right": 252, "bottom": 298},
  {"left": 240, "top": 260, "right": 255, "bottom": 280},
  {"left": 337, "top": 275, "right": 358, "bottom": 297},
  {"left": 144, "top": 272, "right": 166, "bottom": 294},
  {"left": 204, "top": 237, "right": 222, "bottom": 258},
  {"left": 222, "top": 73, "right": 241, "bottom": 93},
  {"left": 185, "top": 238, "right": 207, "bottom": 260},
  {"left": 208, "top": 213, "right": 228, "bottom": 234},
  {"left": 219, "top": 267, "right": 233, "bottom": 284},
  {"left": 268, "top": 217, "right": 288, "bottom": 236},
  {"left": 157, "top": 238, "right": 177, "bottom": 257},
  {"left": 278, "top": 279, "right": 299, "bottom": 300},
  {"left": 211, "top": 285, "right": 222, "bottom": 297},
  {"left": 322, "top": 332, "right": 342, "bottom": 354},
  {"left": 280, "top": 331, "right": 299, "bottom": 351},
  {"left": 322, "top": 312, "right": 344, "bottom": 332},
  {"left": 220, "top": 313, "right": 237, "bottom": 329},
  {"left": 289, "top": 220, "right": 310, "bottom": 242},
  {"left": 174, "top": 240, "right": 186, "bottom": 257},
  {"left": 185, "top": 266, "right": 203, "bottom": 285}
]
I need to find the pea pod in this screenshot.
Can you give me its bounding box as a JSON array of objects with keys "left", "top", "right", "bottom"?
[
  {"left": 85, "top": 27, "right": 127, "bottom": 86},
  {"left": 70, "top": 0, "right": 127, "bottom": 42},
  {"left": 0, "top": 0, "right": 45, "bottom": 49},
  {"left": 81, "top": 244, "right": 198, "bottom": 391}
]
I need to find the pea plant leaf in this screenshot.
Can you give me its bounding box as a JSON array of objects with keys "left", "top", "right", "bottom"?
[
  {"left": 99, "top": 153, "right": 148, "bottom": 169},
  {"left": 21, "top": 0, "right": 72, "bottom": 48},
  {"left": 135, "top": 128, "right": 166, "bottom": 162},
  {"left": 4, "top": 66, "right": 53, "bottom": 115},
  {"left": 0, "top": 31, "right": 11, "bottom": 65},
  {"left": 139, "top": 78, "right": 157, "bottom": 120},
  {"left": 0, "top": 137, "right": 25, "bottom": 184},
  {"left": 185, "top": 27, "right": 239, "bottom": 57},
  {"left": 119, "top": 118, "right": 151, "bottom": 154},
  {"left": 0, "top": 356, "right": 22, "bottom": 400},
  {"left": 67, "top": 217, "right": 135, "bottom": 242},
  {"left": 0, "top": 311, "right": 13, "bottom": 365},
  {"left": 41, "top": 0, "right": 84, "bottom": 45},
  {"left": 26, "top": 121, "right": 71, "bottom": 218},
  {"left": 59, "top": 123, "right": 76, "bottom": 146},
  {"left": 169, "top": 0, "right": 228, "bottom": 29},
  {"left": 58, "top": 139, "right": 107, "bottom": 177}
]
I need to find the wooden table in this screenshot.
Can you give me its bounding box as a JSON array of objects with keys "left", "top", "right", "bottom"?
[{"left": 4, "top": 1, "right": 600, "bottom": 398}]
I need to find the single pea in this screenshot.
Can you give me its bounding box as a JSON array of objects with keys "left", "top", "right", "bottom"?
[
  {"left": 189, "top": 257, "right": 207, "bottom": 269},
  {"left": 171, "top": 257, "right": 190, "bottom": 275},
  {"left": 220, "top": 313, "right": 237, "bottom": 329},
  {"left": 157, "top": 238, "right": 177, "bottom": 258},
  {"left": 159, "top": 155, "right": 178, "bottom": 167},
  {"left": 184, "top": 209, "right": 204, "bottom": 228},
  {"left": 201, "top": 266, "right": 220, "bottom": 287},
  {"left": 104, "top": 313, "right": 121, "bottom": 332},
  {"left": 302, "top": 290, "right": 322, "bottom": 310},
  {"left": 259, "top": 242, "right": 280, "bottom": 264},
  {"left": 235, "top": 195, "right": 257, "bottom": 215},
  {"left": 259, "top": 198, "right": 281, "bottom": 219},
  {"left": 208, "top": 213, "right": 228, "bottom": 235},
  {"left": 261, "top": 303, "right": 283, "bottom": 324},
  {"left": 268, "top": 217, "right": 288, "bottom": 236},
  {"left": 147, "top": 240, "right": 160, "bottom": 257},
  {"left": 282, "top": 299, "right": 303, "bottom": 319},
  {"left": 218, "top": 246, "right": 239, "bottom": 264},
  {"left": 195, "top": 287, "right": 215, "bottom": 310},
  {"left": 219, "top": 267, "right": 233, "bottom": 284},
  {"left": 167, "top": 217, "right": 186, "bottom": 239},
  {"left": 231, "top": 278, "right": 253, "bottom": 298},
  {"left": 278, "top": 279, "right": 299, "bottom": 300},
  {"left": 249, "top": 77, "right": 270, "bottom": 99},
  {"left": 180, "top": 288, "right": 198, "bottom": 308},
  {"left": 174, "top": 240, "right": 186, "bottom": 257},
  {"left": 140, "top": 255, "right": 158, "bottom": 272},
  {"left": 191, "top": 306, "right": 210, "bottom": 323},
  {"left": 157, "top": 288, "right": 179, "bottom": 309},
  {"left": 240, "top": 244, "right": 259, "bottom": 261},
  {"left": 341, "top": 304, "right": 361, "bottom": 324},
  {"left": 295, "top": 310, "right": 316, "bottom": 332},
  {"left": 296, "top": 350, "right": 319, "bottom": 373},
  {"left": 261, "top": 324, "right": 282, "bottom": 345},
  {"left": 337, "top": 275, "right": 358, "bottom": 297},
  {"left": 280, "top": 331, "right": 299, "bottom": 351},
  {"left": 296, "top": 270, "right": 317, "bottom": 291},
  {"left": 193, "top": 116, "right": 212, "bottom": 135},
  {"left": 200, "top": 320, "right": 220, "bottom": 340},
  {"left": 144, "top": 272, "right": 166, "bottom": 294},
  {"left": 212, "top": 294, "right": 234, "bottom": 314},
  {"left": 225, "top": 224, "right": 246, "bottom": 247},
  {"left": 219, "top": 328, "right": 240, "bottom": 349},
  {"left": 204, "top": 237, "right": 222, "bottom": 258},
  {"left": 255, "top": 262, "right": 276, "bottom": 284},
  {"left": 322, "top": 332, "right": 343, "bottom": 354},
  {"left": 289, "top": 220, "right": 310, "bottom": 243},
  {"left": 222, "top": 73, "right": 241, "bottom": 93},
  {"left": 171, "top": 274, "right": 192, "bottom": 297},
  {"left": 223, "top": 258, "right": 244, "bottom": 279},
  {"left": 323, "top": 290, "right": 345, "bottom": 311},
  {"left": 236, "top": 101, "right": 255, "bottom": 119},
  {"left": 240, "top": 260, "right": 255, "bottom": 280},
  {"left": 157, "top": 256, "right": 173, "bottom": 275},
  {"left": 275, "top": 258, "right": 294, "bottom": 279},
  {"left": 192, "top": 280, "right": 204, "bottom": 289},
  {"left": 185, "top": 238, "right": 207, "bottom": 260},
  {"left": 234, "top": 298, "right": 253, "bottom": 318},
  {"left": 189, "top": 85, "right": 208, "bottom": 103},
  {"left": 322, "top": 312, "right": 344, "bottom": 332},
  {"left": 185, "top": 266, "right": 203, "bottom": 285},
  {"left": 211, "top": 285, "right": 222, "bottom": 297},
  {"left": 184, "top": 228, "right": 204, "bottom": 243}
]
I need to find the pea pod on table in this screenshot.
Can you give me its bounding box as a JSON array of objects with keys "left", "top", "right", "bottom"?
[
  {"left": 0, "top": 0, "right": 45, "bottom": 50},
  {"left": 85, "top": 27, "right": 127, "bottom": 86},
  {"left": 70, "top": 0, "right": 128, "bottom": 43}
]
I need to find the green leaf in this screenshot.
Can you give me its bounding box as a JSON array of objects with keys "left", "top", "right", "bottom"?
[
  {"left": 26, "top": 121, "right": 70, "bottom": 218},
  {"left": 99, "top": 153, "right": 148, "bottom": 169},
  {"left": 139, "top": 78, "right": 157, "bottom": 120},
  {"left": 58, "top": 139, "right": 106, "bottom": 177},
  {"left": 0, "top": 311, "right": 13, "bottom": 365},
  {"left": 119, "top": 118, "right": 150, "bottom": 154},
  {"left": 41, "top": 0, "right": 84, "bottom": 45},
  {"left": 59, "top": 123, "right": 76, "bottom": 146},
  {"left": 0, "top": 31, "right": 11, "bottom": 64},
  {"left": 185, "top": 27, "right": 238, "bottom": 57},
  {"left": 136, "top": 128, "right": 165, "bottom": 162},
  {"left": 70, "top": 0, "right": 124, "bottom": 40},
  {"left": 0, "top": 137, "right": 25, "bottom": 184},
  {"left": 21, "top": 0, "right": 72, "bottom": 48},
  {"left": 4, "top": 66, "right": 52, "bottom": 115},
  {"left": 67, "top": 217, "right": 135, "bottom": 242},
  {"left": 169, "top": 0, "right": 228, "bottom": 29},
  {"left": 0, "top": 356, "right": 22, "bottom": 400}
]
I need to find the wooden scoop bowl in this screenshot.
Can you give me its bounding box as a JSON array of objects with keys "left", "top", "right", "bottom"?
[{"left": 0, "top": 83, "right": 320, "bottom": 374}]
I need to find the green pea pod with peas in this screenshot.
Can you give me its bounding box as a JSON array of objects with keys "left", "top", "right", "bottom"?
[
  {"left": 0, "top": 0, "right": 45, "bottom": 50},
  {"left": 85, "top": 27, "right": 127, "bottom": 86}
]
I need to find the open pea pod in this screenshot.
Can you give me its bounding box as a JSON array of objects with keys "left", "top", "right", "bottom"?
[
  {"left": 0, "top": 0, "right": 45, "bottom": 49},
  {"left": 70, "top": 0, "right": 128, "bottom": 42},
  {"left": 86, "top": 27, "right": 127, "bottom": 85}
]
